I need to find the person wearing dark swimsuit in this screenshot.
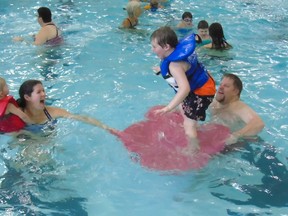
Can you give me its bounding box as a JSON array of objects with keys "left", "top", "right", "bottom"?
[
  {"left": 18, "top": 80, "right": 113, "bottom": 134},
  {"left": 121, "top": 1, "right": 142, "bottom": 29},
  {"left": 13, "top": 7, "right": 63, "bottom": 46},
  {"left": 125, "top": 17, "right": 138, "bottom": 28},
  {"left": 44, "top": 23, "right": 63, "bottom": 45}
]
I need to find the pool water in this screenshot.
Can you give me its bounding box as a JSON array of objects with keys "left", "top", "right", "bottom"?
[{"left": 1, "top": 0, "right": 288, "bottom": 215}]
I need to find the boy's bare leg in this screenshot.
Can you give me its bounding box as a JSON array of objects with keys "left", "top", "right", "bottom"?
[
  {"left": 181, "top": 118, "right": 200, "bottom": 155},
  {"left": 178, "top": 106, "right": 200, "bottom": 155}
]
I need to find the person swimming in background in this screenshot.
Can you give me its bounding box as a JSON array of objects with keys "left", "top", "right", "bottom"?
[
  {"left": 208, "top": 73, "right": 264, "bottom": 145},
  {"left": 177, "top": 12, "right": 193, "bottom": 29},
  {"left": 151, "top": 26, "right": 216, "bottom": 154},
  {"left": 204, "top": 22, "right": 232, "bottom": 50},
  {"left": 143, "top": 0, "right": 163, "bottom": 12},
  {"left": 17, "top": 80, "right": 113, "bottom": 134},
  {"left": 13, "top": 7, "right": 63, "bottom": 46},
  {"left": 195, "top": 20, "right": 211, "bottom": 46},
  {"left": 0, "top": 77, "right": 33, "bottom": 133},
  {"left": 121, "top": 1, "right": 142, "bottom": 29}
]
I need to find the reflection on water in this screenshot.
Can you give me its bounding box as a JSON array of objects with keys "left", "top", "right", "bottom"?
[
  {"left": 0, "top": 137, "right": 88, "bottom": 215},
  {"left": 1, "top": 0, "right": 288, "bottom": 215},
  {"left": 35, "top": 47, "right": 63, "bottom": 80},
  {"left": 210, "top": 141, "right": 288, "bottom": 211}
]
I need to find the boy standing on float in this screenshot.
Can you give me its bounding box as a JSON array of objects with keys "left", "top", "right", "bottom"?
[{"left": 150, "top": 26, "right": 216, "bottom": 154}]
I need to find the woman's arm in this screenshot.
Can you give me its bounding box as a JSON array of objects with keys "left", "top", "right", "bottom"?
[
  {"left": 7, "top": 103, "right": 34, "bottom": 124},
  {"left": 48, "top": 106, "right": 113, "bottom": 131},
  {"left": 33, "top": 28, "right": 48, "bottom": 45}
]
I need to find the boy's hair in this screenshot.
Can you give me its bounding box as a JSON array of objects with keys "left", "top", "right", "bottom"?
[
  {"left": 150, "top": 0, "right": 159, "bottom": 7},
  {"left": 197, "top": 20, "right": 209, "bottom": 29},
  {"left": 37, "top": 7, "right": 52, "bottom": 23},
  {"left": 223, "top": 73, "right": 243, "bottom": 97},
  {"left": 150, "top": 26, "right": 178, "bottom": 48},
  {"left": 182, "top": 12, "right": 192, "bottom": 20}
]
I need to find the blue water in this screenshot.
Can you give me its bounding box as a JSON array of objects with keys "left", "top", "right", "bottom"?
[{"left": 0, "top": 0, "right": 288, "bottom": 215}]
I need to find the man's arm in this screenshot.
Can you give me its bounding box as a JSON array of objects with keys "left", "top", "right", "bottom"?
[{"left": 233, "top": 103, "right": 265, "bottom": 138}]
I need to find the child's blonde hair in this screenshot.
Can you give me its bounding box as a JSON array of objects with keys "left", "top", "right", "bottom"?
[
  {"left": 0, "top": 77, "right": 6, "bottom": 91},
  {"left": 126, "top": 1, "right": 141, "bottom": 17}
]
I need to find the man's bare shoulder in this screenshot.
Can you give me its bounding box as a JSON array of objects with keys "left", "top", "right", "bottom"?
[{"left": 230, "top": 100, "right": 247, "bottom": 109}]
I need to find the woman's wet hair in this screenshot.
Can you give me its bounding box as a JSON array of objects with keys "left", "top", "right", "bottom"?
[
  {"left": 209, "top": 22, "right": 231, "bottom": 49},
  {"left": 18, "top": 80, "right": 42, "bottom": 108},
  {"left": 37, "top": 7, "right": 52, "bottom": 23}
]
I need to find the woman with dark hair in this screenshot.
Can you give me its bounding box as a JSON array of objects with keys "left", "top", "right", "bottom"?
[
  {"left": 18, "top": 80, "right": 111, "bottom": 133},
  {"left": 204, "top": 22, "right": 232, "bottom": 50},
  {"left": 13, "top": 7, "right": 63, "bottom": 46}
]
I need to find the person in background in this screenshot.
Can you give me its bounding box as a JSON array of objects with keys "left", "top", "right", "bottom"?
[
  {"left": 204, "top": 22, "right": 232, "bottom": 50},
  {"left": 209, "top": 73, "right": 264, "bottom": 144},
  {"left": 195, "top": 20, "right": 211, "bottom": 46},
  {"left": 0, "top": 77, "right": 33, "bottom": 133},
  {"left": 17, "top": 80, "right": 112, "bottom": 134},
  {"left": 150, "top": 26, "right": 216, "bottom": 154},
  {"left": 177, "top": 12, "right": 193, "bottom": 29},
  {"left": 121, "top": 1, "right": 142, "bottom": 28},
  {"left": 144, "top": 0, "right": 163, "bottom": 12},
  {"left": 13, "top": 7, "right": 63, "bottom": 46}
]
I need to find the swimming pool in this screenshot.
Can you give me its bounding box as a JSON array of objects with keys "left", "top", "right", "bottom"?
[{"left": 1, "top": 0, "right": 288, "bottom": 215}]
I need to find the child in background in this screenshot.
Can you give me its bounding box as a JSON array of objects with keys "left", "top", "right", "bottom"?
[
  {"left": 144, "top": 0, "right": 163, "bottom": 12},
  {"left": 150, "top": 26, "right": 216, "bottom": 154},
  {"left": 0, "top": 77, "right": 32, "bottom": 133},
  {"left": 195, "top": 20, "right": 211, "bottom": 46},
  {"left": 177, "top": 12, "right": 193, "bottom": 29}
]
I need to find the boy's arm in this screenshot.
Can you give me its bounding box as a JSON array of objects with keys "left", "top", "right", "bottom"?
[
  {"left": 167, "top": 62, "right": 190, "bottom": 109},
  {"left": 7, "top": 103, "right": 34, "bottom": 124}
]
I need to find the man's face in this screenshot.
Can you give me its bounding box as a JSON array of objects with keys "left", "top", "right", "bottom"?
[{"left": 216, "top": 77, "right": 238, "bottom": 104}]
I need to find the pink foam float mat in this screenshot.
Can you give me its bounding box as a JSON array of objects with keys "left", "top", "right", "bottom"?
[{"left": 111, "top": 106, "right": 230, "bottom": 171}]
